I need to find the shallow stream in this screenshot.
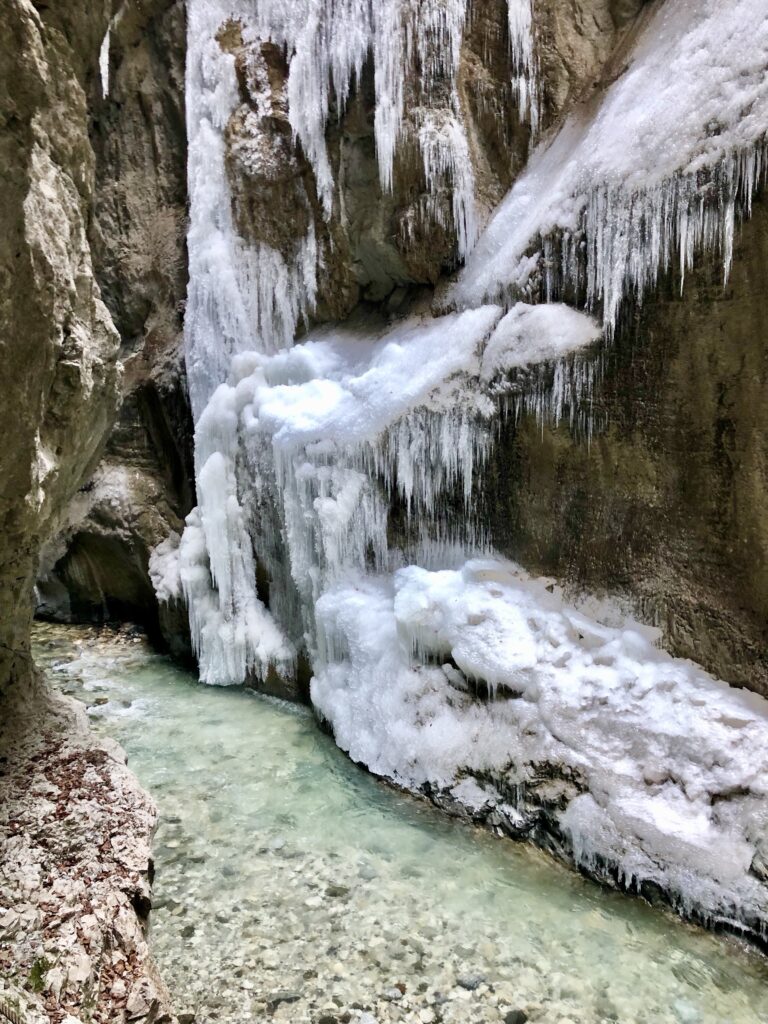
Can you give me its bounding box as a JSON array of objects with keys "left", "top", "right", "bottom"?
[{"left": 33, "top": 623, "right": 768, "bottom": 1024}]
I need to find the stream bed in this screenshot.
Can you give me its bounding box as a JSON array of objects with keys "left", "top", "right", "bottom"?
[{"left": 33, "top": 623, "right": 768, "bottom": 1024}]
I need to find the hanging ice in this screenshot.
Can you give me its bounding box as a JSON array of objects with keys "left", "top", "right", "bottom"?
[
  {"left": 507, "top": 0, "right": 539, "bottom": 133},
  {"left": 452, "top": 0, "right": 768, "bottom": 331},
  {"left": 99, "top": 25, "right": 111, "bottom": 99}
]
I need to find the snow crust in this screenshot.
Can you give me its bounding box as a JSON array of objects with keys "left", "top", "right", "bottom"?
[
  {"left": 481, "top": 303, "right": 602, "bottom": 382},
  {"left": 452, "top": 0, "right": 768, "bottom": 330},
  {"left": 312, "top": 559, "right": 768, "bottom": 934}
]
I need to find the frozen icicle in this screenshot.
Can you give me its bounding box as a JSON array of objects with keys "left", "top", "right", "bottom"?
[
  {"left": 185, "top": 0, "right": 318, "bottom": 418},
  {"left": 200, "top": 0, "right": 483, "bottom": 250},
  {"left": 99, "top": 24, "right": 111, "bottom": 99},
  {"left": 454, "top": 0, "right": 768, "bottom": 332},
  {"left": 507, "top": 0, "right": 539, "bottom": 132},
  {"left": 176, "top": 378, "right": 296, "bottom": 686},
  {"left": 418, "top": 110, "right": 479, "bottom": 259}
]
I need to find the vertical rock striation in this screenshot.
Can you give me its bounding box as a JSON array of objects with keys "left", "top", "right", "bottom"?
[
  {"left": 36, "top": 0, "right": 195, "bottom": 658},
  {"left": 0, "top": 0, "right": 120, "bottom": 704}
]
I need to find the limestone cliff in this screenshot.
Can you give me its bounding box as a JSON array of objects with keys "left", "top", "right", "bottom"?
[
  {"left": 36, "top": 0, "right": 768, "bottom": 707},
  {"left": 37, "top": 0, "right": 194, "bottom": 658},
  {"left": 0, "top": 0, "right": 120, "bottom": 704}
]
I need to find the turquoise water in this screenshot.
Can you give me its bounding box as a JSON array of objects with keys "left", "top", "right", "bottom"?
[{"left": 34, "top": 624, "right": 768, "bottom": 1024}]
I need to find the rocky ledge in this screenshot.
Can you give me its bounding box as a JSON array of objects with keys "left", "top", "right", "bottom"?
[{"left": 0, "top": 685, "right": 174, "bottom": 1024}]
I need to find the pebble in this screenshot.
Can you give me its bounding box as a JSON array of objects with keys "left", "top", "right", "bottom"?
[{"left": 456, "top": 974, "right": 485, "bottom": 991}]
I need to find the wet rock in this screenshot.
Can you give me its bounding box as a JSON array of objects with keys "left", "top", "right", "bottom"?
[
  {"left": 504, "top": 1012, "right": 529, "bottom": 1024},
  {"left": 326, "top": 883, "right": 351, "bottom": 898},
  {"left": 267, "top": 990, "right": 302, "bottom": 1011},
  {"left": 456, "top": 974, "right": 485, "bottom": 991}
]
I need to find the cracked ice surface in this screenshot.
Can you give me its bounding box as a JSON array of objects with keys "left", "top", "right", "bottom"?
[{"left": 312, "top": 559, "right": 768, "bottom": 938}]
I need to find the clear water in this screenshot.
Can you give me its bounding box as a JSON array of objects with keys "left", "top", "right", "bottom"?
[{"left": 33, "top": 623, "right": 768, "bottom": 1024}]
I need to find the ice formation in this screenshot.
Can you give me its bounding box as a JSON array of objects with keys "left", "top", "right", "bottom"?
[
  {"left": 181, "top": 300, "right": 602, "bottom": 672},
  {"left": 507, "top": 0, "right": 538, "bottom": 134},
  {"left": 185, "top": 0, "right": 319, "bottom": 417},
  {"left": 452, "top": 0, "right": 768, "bottom": 331},
  {"left": 99, "top": 25, "right": 111, "bottom": 99},
  {"left": 170, "top": 0, "right": 768, "bottom": 935},
  {"left": 312, "top": 559, "right": 768, "bottom": 936}
]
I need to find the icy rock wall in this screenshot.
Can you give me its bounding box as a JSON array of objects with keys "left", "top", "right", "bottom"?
[
  {"left": 178, "top": 0, "right": 768, "bottom": 691},
  {"left": 178, "top": 0, "right": 543, "bottom": 687},
  {"left": 166, "top": 0, "right": 768, "bottom": 937},
  {"left": 452, "top": 0, "right": 768, "bottom": 333}
]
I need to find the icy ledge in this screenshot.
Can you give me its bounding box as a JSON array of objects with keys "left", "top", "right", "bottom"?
[
  {"left": 451, "top": 0, "right": 768, "bottom": 333},
  {"left": 312, "top": 559, "right": 768, "bottom": 942}
]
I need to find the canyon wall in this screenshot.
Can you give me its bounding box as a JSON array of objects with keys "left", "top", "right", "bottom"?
[
  {"left": 488, "top": 196, "right": 768, "bottom": 696},
  {"left": 0, "top": 0, "right": 120, "bottom": 704},
  {"left": 36, "top": 0, "right": 194, "bottom": 660},
  {"left": 37, "top": 0, "right": 768, "bottom": 703}
]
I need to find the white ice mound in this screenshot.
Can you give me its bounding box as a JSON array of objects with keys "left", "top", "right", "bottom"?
[
  {"left": 452, "top": 0, "right": 768, "bottom": 331},
  {"left": 481, "top": 303, "right": 602, "bottom": 382},
  {"left": 241, "top": 306, "right": 503, "bottom": 449},
  {"left": 312, "top": 559, "right": 768, "bottom": 934},
  {"left": 178, "top": 303, "right": 601, "bottom": 685}
]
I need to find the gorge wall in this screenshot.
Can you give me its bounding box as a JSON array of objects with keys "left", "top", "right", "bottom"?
[
  {"left": 489, "top": 197, "right": 768, "bottom": 696},
  {"left": 35, "top": 0, "right": 194, "bottom": 662},
  {"left": 3, "top": 0, "right": 767, "bottom": 953},
  {"left": 38, "top": 0, "right": 768, "bottom": 702},
  {"left": 0, "top": 0, "right": 120, "bottom": 705}
]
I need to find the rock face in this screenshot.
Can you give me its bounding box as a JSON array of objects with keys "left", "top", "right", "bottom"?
[
  {"left": 33, "top": 0, "right": 768, "bottom": 705},
  {"left": 0, "top": 8, "right": 175, "bottom": 1019},
  {"left": 0, "top": 0, "right": 120, "bottom": 704},
  {"left": 219, "top": 0, "right": 623, "bottom": 322},
  {"left": 0, "top": 666, "right": 175, "bottom": 1024},
  {"left": 38, "top": 0, "right": 194, "bottom": 658},
  {"left": 485, "top": 195, "right": 768, "bottom": 696}
]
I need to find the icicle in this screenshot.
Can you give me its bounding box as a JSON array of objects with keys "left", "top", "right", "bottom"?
[
  {"left": 99, "top": 24, "right": 111, "bottom": 99},
  {"left": 455, "top": 0, "right": 768, "bottom": 334},
  {"left": 507, "top": 0, "right": 539, "bottom": 132}
]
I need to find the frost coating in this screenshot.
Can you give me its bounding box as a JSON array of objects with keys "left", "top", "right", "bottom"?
[
  {"left": 312, "top": 559, "right": 768, "bottom": 937},
  {"left": 453, "top": 0, "right": 768, "bottom": 330}
]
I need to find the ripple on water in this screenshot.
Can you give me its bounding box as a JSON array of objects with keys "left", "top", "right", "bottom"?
[{"left": 33, "top": 623, "right": 768, "bottom": 1024}]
